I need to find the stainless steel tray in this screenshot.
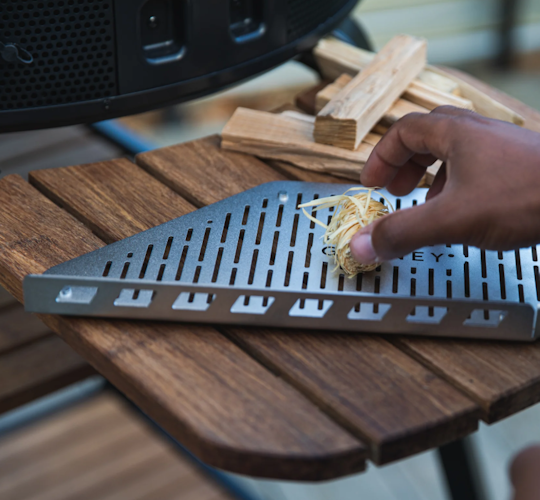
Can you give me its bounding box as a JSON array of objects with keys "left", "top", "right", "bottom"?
[{"left": 24, "top": 181, "right": 540, "bottom": 341}]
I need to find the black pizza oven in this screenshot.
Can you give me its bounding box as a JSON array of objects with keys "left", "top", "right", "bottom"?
[{"left": 0, "top": 0, "right": 358, "bottom": 131}]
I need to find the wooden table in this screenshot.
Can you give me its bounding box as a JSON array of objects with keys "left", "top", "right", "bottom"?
[{"left": 1, "top": 70, "right": 540, "bottom": 483}]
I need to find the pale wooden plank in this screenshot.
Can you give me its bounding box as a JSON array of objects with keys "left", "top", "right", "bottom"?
[{"left": 221, "top": 108, "right": 372, "bottom": 181}]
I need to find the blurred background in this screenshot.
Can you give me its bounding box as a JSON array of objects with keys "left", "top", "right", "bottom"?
[{"left": 1, "top": 0, "right": 540, "bottom": 499}]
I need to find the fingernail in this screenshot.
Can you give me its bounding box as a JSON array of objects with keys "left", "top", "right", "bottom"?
[{"left": 350, "top": 233, "right": 378, "bottom": 265}]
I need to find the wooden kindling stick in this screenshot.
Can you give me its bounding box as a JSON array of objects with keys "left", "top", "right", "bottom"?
[
  {"left": 316, "top": 74, "right": 473, "bottom": 119},
  {"left": 221, "top": 107, "right": 381, "bottom": 180},
  {"left": 314, "top": 37, "right": 524, "bottom": 126},
  {"left": 314, "top": 35, "right": 427, "bottom": 150},
  {"left": 316, "top": 74, "right": 430, "bottom": 121}
]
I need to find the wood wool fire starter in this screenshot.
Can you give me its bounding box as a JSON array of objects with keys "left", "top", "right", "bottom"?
[{"left": 299, "top": 188, "right": 393, "bottom": 276}]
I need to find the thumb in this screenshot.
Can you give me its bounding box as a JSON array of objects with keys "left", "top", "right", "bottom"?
[{"left": 350, "top": 197, "right": 456, "bottom": 263}]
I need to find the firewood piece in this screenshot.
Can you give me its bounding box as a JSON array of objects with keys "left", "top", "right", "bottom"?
[
  {"left": 221, "top": 107, "right": 380, "bottom": 180},
  {"left": 314, "top": 38, "right": 459, "bottom": 95},
  {"left": 429, "top": 66, "right": 525, "bottom": 126},
  {"left": 317, "top": 74, "right": 472, "bottom": 118},
  {"left": 314, "top": 35, "right": 427, "bottom": 150},
  {"left": 314, "top": 37, "right": 523, "bottom": 125},
  {"left": 404, "top": 81, "right": 474, "bottom": 111}
]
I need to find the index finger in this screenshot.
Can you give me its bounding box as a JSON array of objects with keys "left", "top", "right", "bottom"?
[{"left": 361, "top": 112, "right": 458, "bottom": 189}]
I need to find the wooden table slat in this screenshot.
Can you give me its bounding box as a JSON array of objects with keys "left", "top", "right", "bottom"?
[
  {"left": 136, "top": 137, "right": 480, "bottom": 464},
  {"left": 2, "top": 173, "right": 365, "bottom": 481},
  {"left": 0, "top": 335, "right": 94, "bottom": 415},
  {"left": 0, "top": 304, "right": 52, "bottom": 355}
]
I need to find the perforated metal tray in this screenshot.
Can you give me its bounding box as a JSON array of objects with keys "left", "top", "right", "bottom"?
[{"left": 24, "top": 181, "right": 540, "bottom": 341}]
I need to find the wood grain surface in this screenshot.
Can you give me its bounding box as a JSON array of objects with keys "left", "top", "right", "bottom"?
[
  {"left": 24, "top": 168, "right": 367, "bottom": 481},
  {"left": 314, "top": 35, "right": 426, "bottom": 150},
  {"left": 137, "top": 135, "right": 285, "bottom": 208},
  {"left": 0, "top": 304, "right": 51, "bottom": 355},
  {"left": 0, "top": 335, "right": 93, "bottom": 415},
  {"left": 136, "top": 136, "right": 480, "bottom": 464},
  {"left": 0, "top": 393, "right": 235, "bottom": 500}
]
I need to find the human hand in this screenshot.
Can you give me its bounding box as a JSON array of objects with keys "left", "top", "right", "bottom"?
[
  {"left": 349, "top": 107, "right": 540, "bottom": 265},
  {"left": 511, "top": 445, "right": 540, "bottom": 500}
]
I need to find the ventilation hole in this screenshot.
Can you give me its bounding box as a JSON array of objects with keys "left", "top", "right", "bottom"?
[
  {"left": 463, "top": 245, "right": 469, "bottom": 258},
  {"left": 295, "top": 193, "right": 302, "bottom": 209},
  {"left": 242, "top": 206, "right": 250, "bottom": 225},
  {"left": 266, "top": 270, "right": 273, "bottom": 288},
  {"left": 186, "top": 228, "right": 193, "bottom": 241},
  {"left": 120, "top": 262, "right": 130, "bottom": 279},
  {"left": 338, "top": 274, "right": 344, "bottom": 292},
  {"left": 535, "top": 266, "right": 540, "bottom": 301},
  {"left": 446, "top": 280, "right": 452, "bottom": 299},
  {"left": 320, "top": 261, "right": 328, "bottom": 289},
  {"left": 276, "top": 204, "right": 284, "bottom": 227},
  {"left": 515, "top": 250, "right": 522, "bottom": 280},
  {"left": 248, "top": 249, "right": 258, "bottom": 285},
  {"left": 499, "top": 264, "right": 506, "bottom": 300},
  {"left": 290, "top": 214, "right": 299, "bottom": 247},
  {"left": 305, "top": 233, "right": 313, "bottom": 268},
  {"left": 255, "top": 213, "right": 265, "bottom": 245},
  {"left": 518, "top": 284, "right": 524, "bottom": 303},
  {"left": 198, "top": 227, "right": 211, "bottom": 261},
  {"left": 193, "top": 266, "right": 201, "bottom": 284},
  {"left": 156, "top": 264, "right": 166, "bottom": 282},
  {"left": 428, "top": 268, "right": 434, "bottom": 295},
  {"left": 533, "top": 247, "right": 538, "bottom": 262},
  {"left": 138, "top": 245, "right": 153, "bottom": 279},
  {"left": 284, "top": 251, "right": 294, "bottom": 287},
  {"left": 302, "top": 272, "right": 308, "bottom": 290},
  {"left": 392, "top": 266, "right": 399, "bottom": 293},
  {"left": 498, "top": 251, "right": 504, "bottom": 260},
  {"left": 269, "top": 231, "right": 279, "bottom": 266},
  {"left": 262, "top": 198, "right": 268, "bottom": 209},
  {"left": 396, "top": 199, "right": 401, "bottom": 210},
  {"left": 356, "top": 273, "right": 363, "bottom": 291},
  {"left": 234, "top": 229, "right": 245, "bottom": 264},
  {"left": 229, "top": 268, "right": 237, "bottom": 286},
  {"left": 481, "top": 250, "right": 487, "bottom": 279},
  {"left": 482, "top": 283, "right": 489, "bottom": 319},
  {"left": 163, "top": 237, "right": 173, "bottom": 260},
  {"left": 410, "top": 278, "right": 416, "bottom": 298},
  {"left": 212, "top": 248, "right": 224, "bottom": 283},
  {"left": 102, "top": 260, "right": 112, "bottom": 277},
  {"left": 446, "top": 269, "right": 452, "bottom": 277},
  {"left": 221, "top": 214, "right": 231, "bottom": 243},
  {"left": 175, "top": 246, "right": 188, "bottom": 281},
  {"left": 464, "top": 262, "right": 470, "bottom": 298}
]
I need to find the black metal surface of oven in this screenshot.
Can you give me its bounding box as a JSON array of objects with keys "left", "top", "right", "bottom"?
[{"left": 0, "top": 0, "right": 357, "bottom": 132}]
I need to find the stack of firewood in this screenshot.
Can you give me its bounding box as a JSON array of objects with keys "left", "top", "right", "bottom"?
[{"left": 221, "top": 35, "right": 524, "bottom": 185}]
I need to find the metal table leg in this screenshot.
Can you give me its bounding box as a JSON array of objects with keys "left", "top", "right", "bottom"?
[
  {"left": 497, "top": 0, "right": 520, "bottom": 68},
  {"left": 438, "top": 437, "right": 487, "bottom": 500}
]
